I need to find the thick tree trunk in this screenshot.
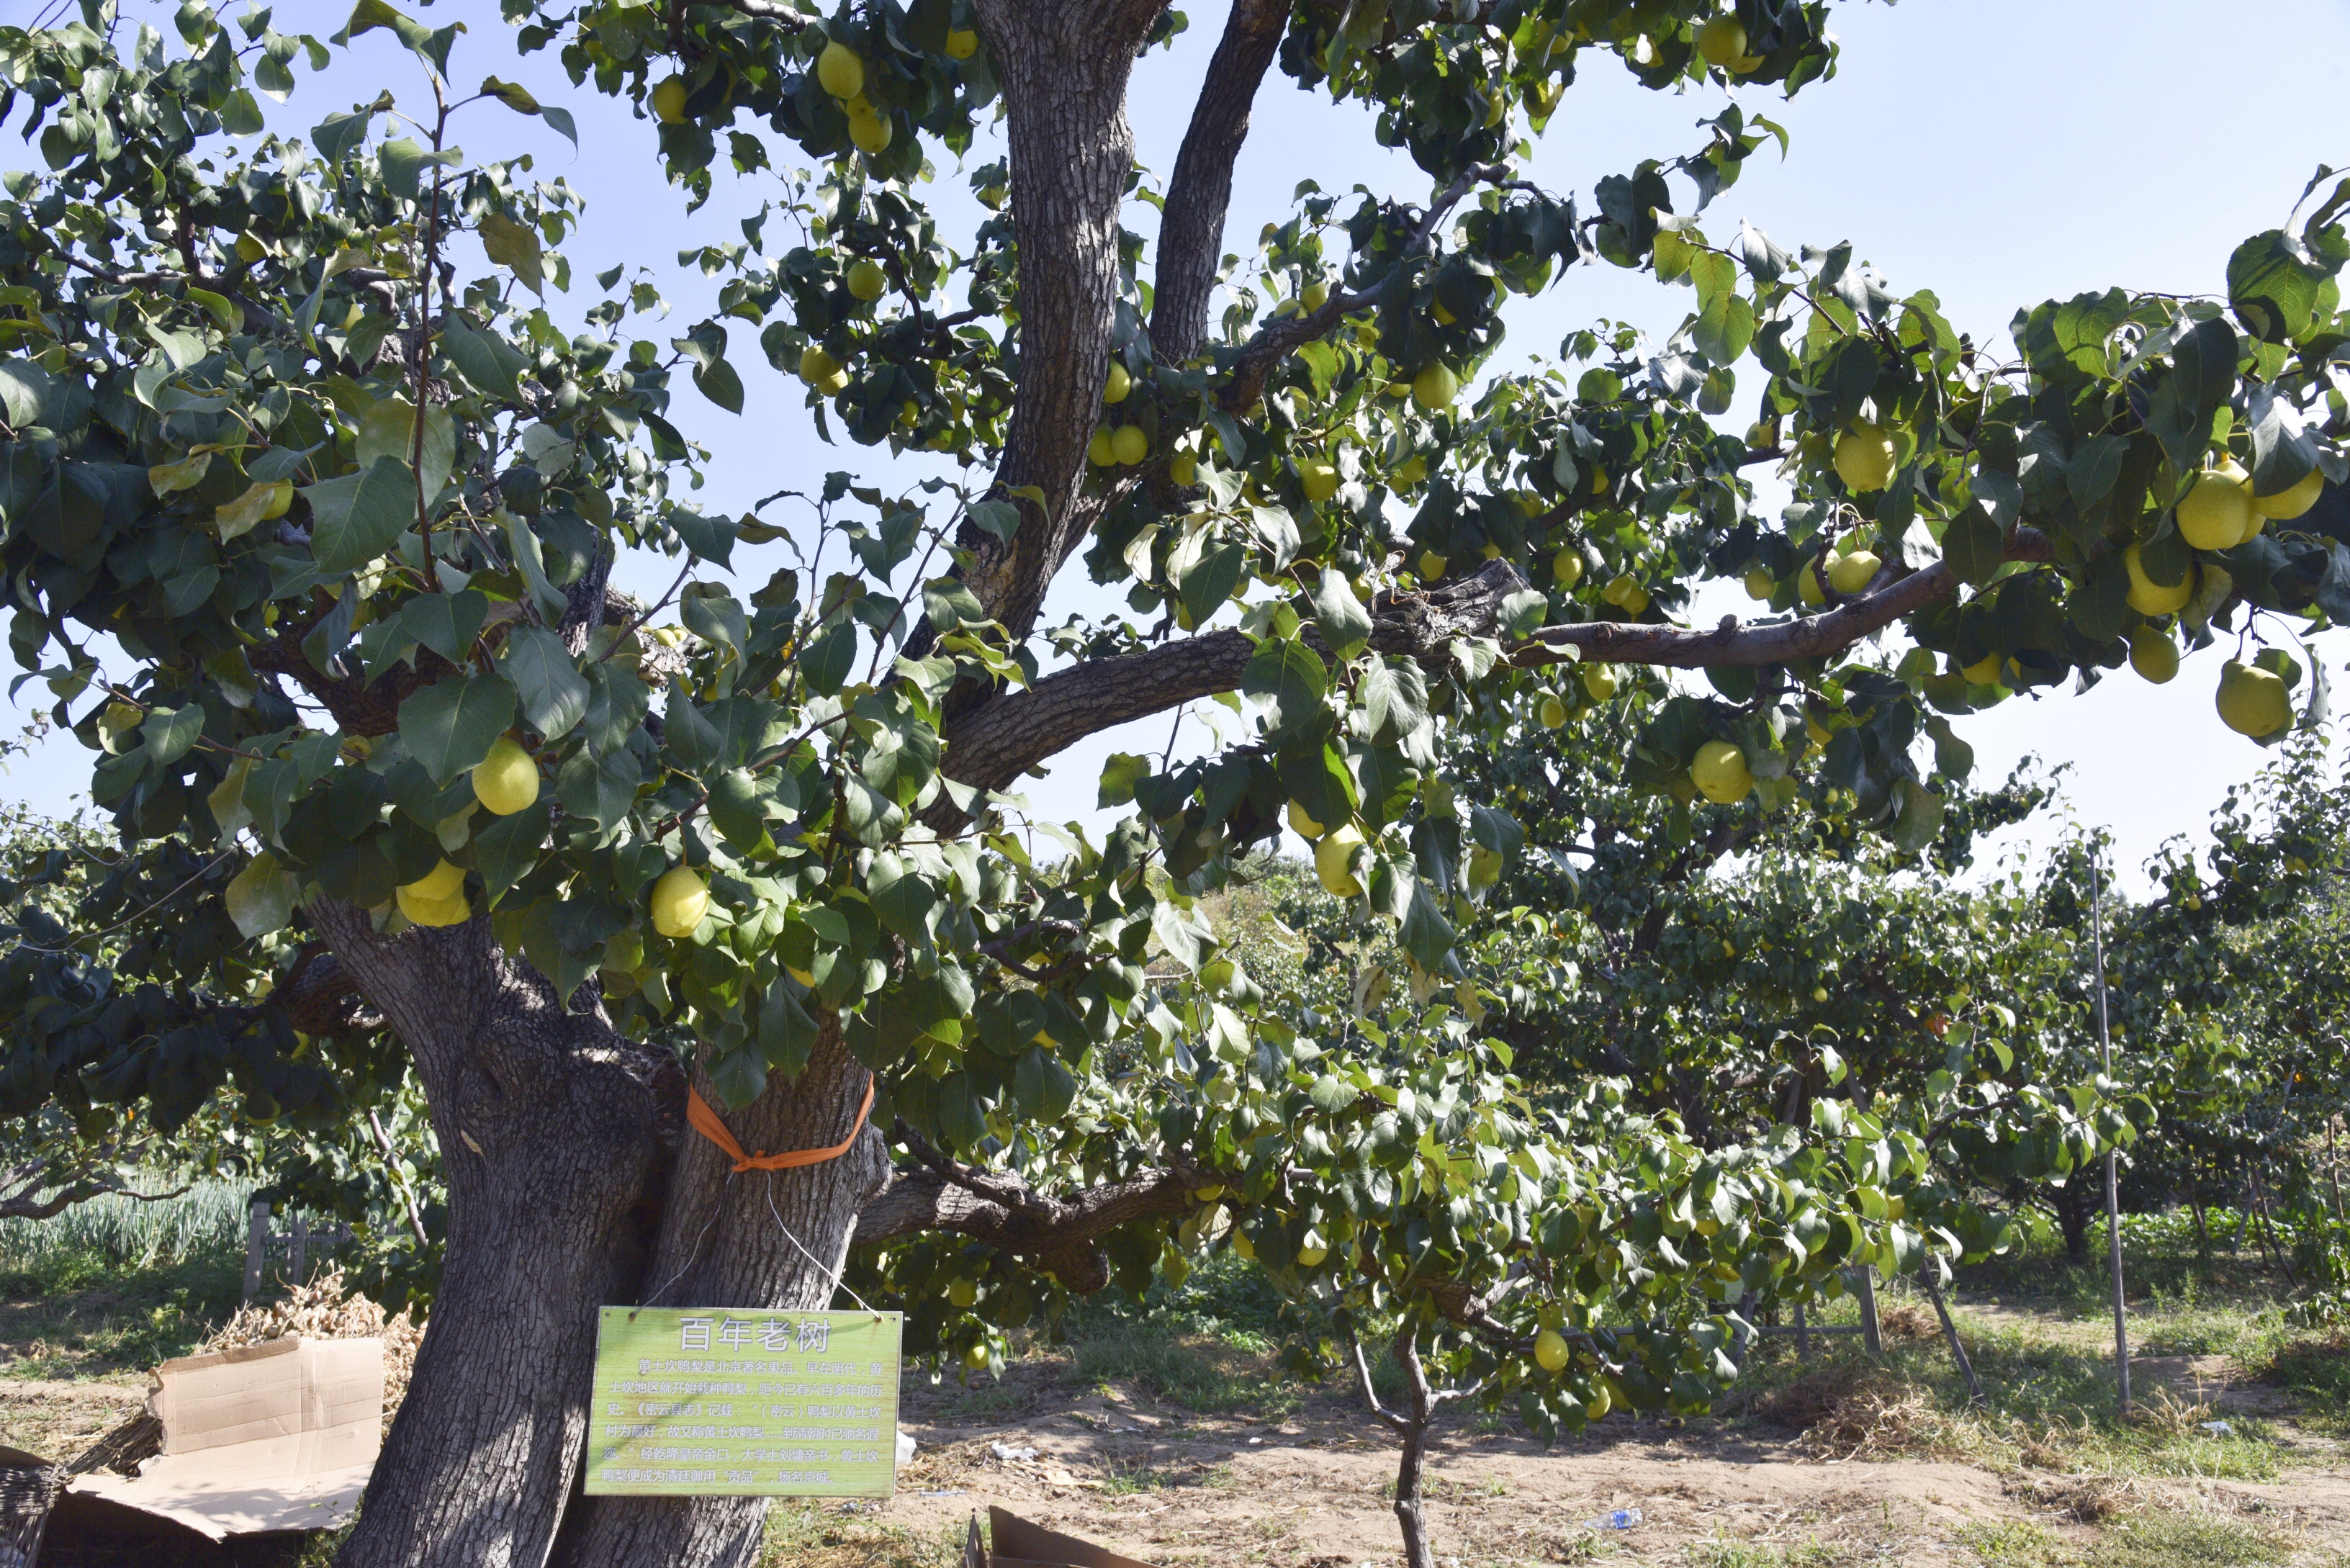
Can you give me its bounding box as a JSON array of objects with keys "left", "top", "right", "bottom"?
[
  {"left": 955, "top": 0, "right": 1165, "bottom": 641},
  {"left": 556, "top": 1027, "right": 888, "bottom": 1568},
  {"left": 312, "top": 907, "right": 679, "bottom": 1568}
]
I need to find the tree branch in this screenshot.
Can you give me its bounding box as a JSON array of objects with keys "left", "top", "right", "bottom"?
[
  {"left": 0, "top": 1159, "right": 192, "bottom": 1222},
  {"left": 852, "top": 1160, "right": 1210, "bottom": 1292},
  {"left": 1148, "top": 0, "right": 1295, "bottom": 364},
  {"left": 938, "top": 560, "right": 1528, "bottom": 801},
  {"left": 1513, "top": 528, "right": 2052, "bottom": 672},
  {"left": 1217, "top": 161, "right": 1515, "bottom": 413}
]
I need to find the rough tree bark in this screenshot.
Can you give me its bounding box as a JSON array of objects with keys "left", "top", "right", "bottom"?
[
  {"left": 1148, "top": 0, "right": 1294, "bottom": 364},
  {"left": 315, "top": 908, "right": 679, "bottom": 1568},
  {"left": 557, "top": 1027, "right": 889, "bottom": 1568},
  {"left": 951, "top": 0, "right": 1169, "bottom": 644}
]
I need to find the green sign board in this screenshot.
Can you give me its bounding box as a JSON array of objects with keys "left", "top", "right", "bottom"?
[{"left": 583, "top": 1307, "right": 903, "bottom": 1497}]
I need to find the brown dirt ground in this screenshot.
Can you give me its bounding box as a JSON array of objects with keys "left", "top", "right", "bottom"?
[
  {"left": 846, "top": 1355, "right": 2350, "bottom": 1567},
  {"left": 0, "top": 1376, "right": 143, "bottom": 1464}
]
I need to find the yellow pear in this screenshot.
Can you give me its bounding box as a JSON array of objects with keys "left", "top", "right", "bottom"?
[
  {"left": 944, "top": 28, "right": 978, "bottom": 58},
  {"left": 1832, "top": 422, "right": 1896, "bottom": 492},
  {"left": 845, "top": 258, "right": 887, "bottom": 301},
  {"left": 651, "top": 76, "right": 690, "bottom": 124},
  {"left": 400, "top": 860, "right": 465, "bottom": 902},
  {"left": 471, "top": 736, "right": 540, "bottom": 816},
  {"left": 396, "top": 886, "right": 470, "bottom": 928},
  {"left": 1538, "top": 694, "right": 1568, "bottom": 729},
  {"left": 1690, "top": 739, "right": 1752, "bottom": 805},
  {"left": 1798, "top": 563, "right": 1827, "bottom": 608},
  {"left": 1294, "top": 1229, "right": 1328, "bottom": 1267},
  {"left": 816, "top": 41, "right": 865, "bottom": 100},
  {"left": 1299, "top": 459, "right": 1339, "bottom": 503},
  {"left": 2128, "top": 628, "right": 2178, "bottom": 685},
  {"left": 1315, "top": 824, "right": 1367, "bottom": 898},
  {"left": 1418, "top": 551, "right": 1448, "bottom": 580},
  {"left": 947, "top": 1277, "right": 978, "bottom": 1307},
  {"left": 798, "top": 345, "right": 848, "bottom": 394},
  {"left": 1696, "top": 14, "right": 1747, "bottom": 67},
  {"left": 1535, "top": 1327, "right": 1571, "bottom": 1372},
  {"left": 1411, "top": 363, "right": 1460, "bottom": 410},
  {"left": 2122, "top": 545, "right": 2192, "bottom": 616},
  {"left": 848, "top": 107, "right": 892, "bottom": 155},
  {"left": 1109, "top": 424, "right": 1148, "bottom": 464},
  {"left": 1103, "top": 362, "right": 1130, "bottom": 404},
  {"left": 1582, "top": 664, "right": 1619, "bottom": 701},
  {"left": 1743, "top": 567, "right": 1774, "bottom": 600},
  {"left": 1552, "top": 548, "right": 1585, "bottom": 587},
  {"left": 1960, "top": 652, "right": 2003, "bottom": 686},
  {"left": 1087, "top": 428, "right": 1116, "bottom": 467},
  {"left": 1827, "top": 549, "right": 1881, "bottom": 595},
  {"left": 1286, "top": 801, "right": 1324, "bottom": 839},
  {"left": 2253, "top": 466, "right": 2324, "bottom": 521},
  {"left": 2215, "top": 659, "right": 2291, "bottom": 739},
  {"left": 650, "top": 865, "right": 711, "bottom": 939},
  {"left": 2176, "top": 459, "right": 2254, "bottom": 550},
  {"left": 1170, "top": 451, "right": 1198, "bottom": 485}
]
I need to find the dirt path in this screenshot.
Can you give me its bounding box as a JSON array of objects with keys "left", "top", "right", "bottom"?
[
  {"left": 0, "top": 1376, "right": 144, "bottom": 1461},
  {"left": 864, "top": 1372, "right": 2350, "bottom": 1567}
]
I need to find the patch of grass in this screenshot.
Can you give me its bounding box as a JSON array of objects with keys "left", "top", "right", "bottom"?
[
  {"left": 1958, "top": 1519, "right": 2069, "bottom": 1566},
  {"left": 2092, "top": 1511, "right": 2286, "bottom": 1568},
  {"left": 1683, "top": 1533, "right": 1863, "bottom": 1568},
  {"left": 0, "top": 1248, "right": 246, "bottom": 1378},
  {"left": 760, "top": 1502, "right": 967, "bottom": 1568},
  {"left": 1063, "top": 1319, "right": 1299, "bottom": 1418}
]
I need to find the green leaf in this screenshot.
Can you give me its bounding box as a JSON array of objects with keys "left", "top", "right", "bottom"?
[
  {"left": 1014, "top": 1047, "right": 1078, "bottom": 1121},
  {"left": 1098, "top": 752, "right": 1151, "bottom": 808},
  {"left": 869, "top": 850, "right": 937, "bottom": 939},
  {"left": 757, "top": 983, "right": 817, "bottom": 1076},
  {"left": 310, "top": 106, "right": 377, "bottom": 165},
  {"left": 1943, "top": 503, "right": 2004, "bottom": 588},
  {"left": 225, "top": 852, "right": 298, "bottom": 940},
  {"left": 395, "top": 589, "right": 487, "bottom": 664},
  {"left": 215, "top": 480, "right": 291, "bottom": 541},
  {"left": 474, "top": 799, "right": 549, "bottom": 903},
  {"left": 2227, "top": 230, "right": 2323, "bottom": 343},
  {"left": 800, "top": 622, "right": 859, "bottom": 696},
  {"left": 1310, "top": 567, "right": 1373, "bottom": 659},
  {"left": 498, "top": 625, "right": 589, "bottom": 740},
  {"left": 500, "top": 507, "right": 570, "bottom": 622},
  {"left": 580, "top": 664, "right": 651, "bottom": 758},
  {"left": 1692, "top": 290, "right": 1756, "bottom": 366},
  {"left": 1242, "top": 636, "right": 1327, "bottom": 731},
  {"left": 0, "top": 359, "right": 49, "bottom": 428},
  {"left": 307, "top": 456, "right": 415, "bottom": 577},
  {"left": 477, "top": 215, "right": 545, "bottom": 297},
  {"left": 557, "top": 747, "right": 641, "bottom": 832},
  {"left": 441, "top": 316, "right": 527, "bottom": 400},
  {"left": 378, "top": 137, "right": 460, "bottom": 200},
  {"left": 141, "top": 705, "right": 204, "bottom": 768},
  {"left": 693, "top": 356, "right": 744, "bottom": 415},
  {"left": 1397, "top": 876, "right": 1455, "bottom": 972},
  {"left": 670, "top": 509, "right": 737, "bottom": 567},
  {"left": 706, "top": 767, "right": 770, "bottom": 855},
  {"left": 397, "top": 672, "right": 518, "bottom": 785},
  {"left": 663, "top": 681, "right": 723, "bottom": 771},
  {"left": 1361, "top": 655, "right": 1428, "bottom": 744}
]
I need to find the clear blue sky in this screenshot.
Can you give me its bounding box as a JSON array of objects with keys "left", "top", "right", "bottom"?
[{"left": 7, "top": 0, "right": 2347, "bottom": 891}]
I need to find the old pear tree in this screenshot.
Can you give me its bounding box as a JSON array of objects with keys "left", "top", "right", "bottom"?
[{"left": 2, "top": 1, "right": 2347, "bottom": 1564}]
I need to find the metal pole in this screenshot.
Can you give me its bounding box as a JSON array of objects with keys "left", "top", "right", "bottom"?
[{"left": 2091, "top": 858, "right": 2132, "bottom": 1417}]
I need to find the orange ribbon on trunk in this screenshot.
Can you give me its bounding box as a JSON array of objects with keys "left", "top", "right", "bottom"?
[{"left": 684, "top": 1079, "right": 874, "bottom": 1173}]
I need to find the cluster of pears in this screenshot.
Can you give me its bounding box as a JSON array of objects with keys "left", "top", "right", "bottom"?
[
  {"left": 1747, "top": 531, "right": 1881, "bottom": 608},
  {"left": 1287, "top": 801, "right": 1369, "bottom": 899},
  {"left": 2176, "top": 454, "right": 2324, "bottom": 549},
  {"left": 391, "top": 734, "right": 544, "bottom": 927},
  {"left": 814, "top": 40, "right": 894, "bottom": 155},
  {"left": 1087, "top": 358, "right": 1151, "bottom": 466}
]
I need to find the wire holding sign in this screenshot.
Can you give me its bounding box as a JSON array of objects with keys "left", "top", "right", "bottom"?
[{"left": 583, "top": 1307, "right": 903, "bottom": 1497}]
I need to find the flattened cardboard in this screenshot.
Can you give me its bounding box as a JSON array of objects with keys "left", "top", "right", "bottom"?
[
  {"left": 986, "top": 1505, "right": 1160, "bottom": 1568},
  {"left": 68, "top": 1335, "right": 382, "bottom": 1541}
]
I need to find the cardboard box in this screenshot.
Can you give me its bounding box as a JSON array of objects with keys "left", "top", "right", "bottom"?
[
  {"left": 22, "top": 1335, "right": 383, "bottom": 1558},
  {"left": 969, "top": 1506, "right": 1159, "bottom": 1568}
]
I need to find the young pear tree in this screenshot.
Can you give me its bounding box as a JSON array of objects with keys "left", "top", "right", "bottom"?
[{"left": 1, "top": 3, "right": 2346, "bottom": 1567}]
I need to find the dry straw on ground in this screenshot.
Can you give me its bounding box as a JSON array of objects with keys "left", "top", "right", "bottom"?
[{"left": 200, "top": 1268, "right": 423, "bottom": 1433}]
